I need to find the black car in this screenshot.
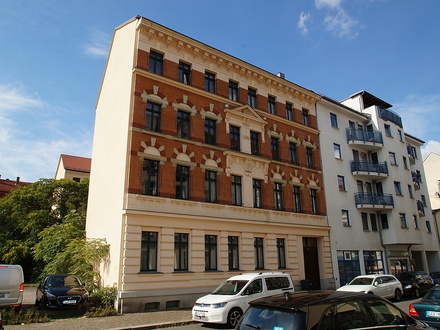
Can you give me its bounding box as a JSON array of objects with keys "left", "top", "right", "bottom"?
[
  {"left": 396, "top": 271, "right": 435, "bottom": 298},
  {"left": 36, "top": 275, "right": 89, "bottom": 309},
  {"left": 236, "top": 290, "right": 434, "bottom": 330}
]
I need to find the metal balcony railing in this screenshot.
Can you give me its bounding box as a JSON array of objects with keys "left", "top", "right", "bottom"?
[
  {"left": 350, "top": 161, "right": 388, "bottom": 175},
  {"left": 354, "top": 192, "right": 394, "bottom": 207},
  {"left": 346, "top": 128, "right": 383, "bottom": 145},
  {"left": 378, "top": 107, "right": 403, "bottom": 128}
]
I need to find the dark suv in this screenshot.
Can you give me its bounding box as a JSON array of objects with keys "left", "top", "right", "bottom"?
[
  {"left": 236, "top": 291, "right": 433, "bottom": 330},
  {"left": 396, "top": 271, "right": 435, "bottom": 298}
]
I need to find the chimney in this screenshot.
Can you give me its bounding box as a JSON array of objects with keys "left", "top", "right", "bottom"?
[
  {"left": 276, "top": 72, "right": 285, "bottom": 79},
  {"left": 16, "top": 177, "right": 20, "bottom": 185}
]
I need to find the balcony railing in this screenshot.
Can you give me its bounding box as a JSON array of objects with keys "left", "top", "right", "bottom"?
[
  {"left": 417, "top": 200, "right": 425, "bottom": 216},
  {"left": 346, "top": 128, "right": 383, "bottom": 145},
  {"left": 378, "top": 107, "right": 403, "bottom": 128},
  {"left": 354, "top": 192, "right": 394, "bottom": 208},
  {"left": 350, "top": 161, "right": 388, "bottom": 176}
]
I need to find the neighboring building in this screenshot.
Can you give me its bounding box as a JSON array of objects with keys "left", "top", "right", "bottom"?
[
  {"left": 55, "top": 154, "right": 91, "bottom": 182},
  {"left": 423, "top": 152, "right": 440, "bottom": 210},
  {"left": 317, "top": 91, "right": 440, "bottom": 287},
  {"left": 86, "top": 16, "right": 333, "bottom": 312},
  {"left": 0, "top": 176, "right": 31, "bottom": 198}
]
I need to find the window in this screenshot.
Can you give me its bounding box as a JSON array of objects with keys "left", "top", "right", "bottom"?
[
  {"left": 337, "top": 251, "right": 360, "bottom": 285},
  {"left": 228, "top": 81, "right": 239, "bottom": 101},
  {"left": 253, "top": 179, "right": 262, "bottom": 208},
  {"left": 400, "top": 213, "right": 408, "bottom": 228},
  {"left": 398, "top": 129, "right": 403, "bottom": 141},
  {"left": 286, "top": 103, "right": 293, "bottom": 121},
  {"left": 142, "top": 159, "right": 159, "bottom": 195},
  {"left": 232, "top": 175, "right": 242, "bottom": 206},
  {"left": 277, "top": 238, "right": 286, "bottom": 269},
  {"left": 268, "top": 96, "right": 276, "bottom": 114},
  {"left": 302, "top": 109, "right": 310, "bottom": 126},
  {"left": 306, "top": 147, "right": 314, "bottom": 168},
  {"left": 205, "top": 235, "right": 217, "bottom": 271},
  {"left": 149, "top": 50, "right": 163, "bottom": 75},
  {"left": 362, "top": 213, "right": 369, "bottom": 230},
  {"left": 254, "top": 237, "right": 264, "bottom": 270},
  {"left": 250, "top": 131, "right": 260, "bottom": 155},
  {"left": 408, "top": 185, "right": 414, "bottom": 198},
  {"left": 293, "top": 186, "right": 302, "bottom": 213},
  {"left": 394, "top": 181, "right": 402, "bottom": 195},
  {"left": 176, "top": 165, "right": 190, "bottom": 200},
  {"left": 228, "top": 236, "right": 239, "bottom": 270},
  {"left": 174, "top": 233, "right": 188, "bottom": 271},
  {"left": 72, "top": 177, "right": 80, "bottom": 182},
  {"left": 413, "top": 215, "right": 419, "bottom": 229},
  {"left": 289, "top": 142, "right": 298, "bottom": 165},
  {"left": 342, "top": 210, "right": 350, "bottom": 226},
  {"left": 274, "top": 182, "right": 283, "bottom": 211},
  {"left": 426, "top": 221, "right": 432, "bottom": 233},
  {"left": 177, "top": 110, "right": 190, "bottom": 139},
  {"left": 421, "top": 194, "right": 427, "bottom": 206},
  {"left": 337, "top": 175, "right": 345, "bottom": 191},
  {"left": 178, "top": 61, "right": 191, "bottom": 85},
  {"left": 205, "top": 118, "right": 216, "bottom": 145},
  {"left": 204, "top": 71, "right": 216, "bottom": 93},
  {"left": 334, "top": 143, "right": 342, "bottom": 159},
  {"left": 271, "top": 137, "right": 280, "bottom": 160},
  {"left": 370, "top": 214, "right": 378, "bottom": 231},
  {"left": 381, "top": 214, "right": 389, "bottom": 229},
  {"left": 403, "top": 156, "right": 408, "bottom": 169},
  {"left": 364, "top": 251, "right": 384, "bottom": 275},
  {"left": 389, "top": 152, "right": 397, "bottom": 165},
  {"left": 146, "top": 101, "right": 161, "bottom": 132},
  {"left": 230, "top": 125, "right": 240, "bottom": 151},
  {"left": 141, "top": 231, "right": 158, "bottom": 271},
  {"left": 384, "top": 124, "right": 392, "bottom": 137},
  {"left": 330, "top": 113, "right": 338, "bottom": 128},
  {"left": 248, "top": 88, "right": 257, "bottom": 107},
  {"left": 205, "top": 170, "right": 217, "bottom": 203},
  {"left": 310, "top": 189, "right": 319, "bottom": 215}
]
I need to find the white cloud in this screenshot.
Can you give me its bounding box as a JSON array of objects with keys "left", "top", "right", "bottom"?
[
  {"left": 324, "top": 9, "right": 359, "bottom": 39},
  {"left": 421, "top": 140, "right": 440, "bottom": 160},
  {"left": 315, "top": 0, "right": 343, "bottom": 9},
  {"left": 0, "top": 84, "right": 43, "bottom": 112},
  {"left": 298, "top": 12, "right": 311, "bottom": 35},
  {"left": 83, "top": 30, "right": 110, "bottom": 58}
]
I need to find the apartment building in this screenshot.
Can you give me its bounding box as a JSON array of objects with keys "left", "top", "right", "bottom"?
[
  {"left": 86, "top": 16, "right": 333, "bottom": 313},
  {"left": 317, "top": 91, "right": 440, "bottom": 287}
]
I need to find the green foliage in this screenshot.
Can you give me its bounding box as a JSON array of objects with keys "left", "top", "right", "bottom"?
[
  {"left": 0, "top": 308, "right": 50, "bottom": 325},
  {"left": 89, "top": 286, "right": 117, "bottom": 308},
  {"left": 84, "top": 306, "right": 118, "bottom": 318}
]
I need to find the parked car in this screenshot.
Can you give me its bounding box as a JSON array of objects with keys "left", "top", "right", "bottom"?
[
  {"left": 192, "top": 272, "right": 294, "bottom": 327},
  {"left": 35, "top": 275, "right": 89, "bottom": 309},
  {"left": 409, "top": 285, "right": 440, "bottom": 329},
  {"left": 430, "top": 271, "right": 440, "bottom": 285},
  {"left": 0, "top": 264, "right": 24, "bottom": 311},
  {"left": 396, "top": 271, "right": 435, "bottom": 298},
  {"left": 236, "top": 290, "right": 434, "bottom": 330},
  {"left": 336, "top": 274, "right": 403, "bottom": 300}
]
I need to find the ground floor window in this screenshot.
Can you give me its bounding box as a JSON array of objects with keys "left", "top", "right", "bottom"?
[
  {"left": 140, "top": 231, "right": 158, "bottom": 271},
  {"left": 337, "top": 250, "right": 360, "bottom": 286},
  {"left": 363, "top": 251, "right": 384, "bottom": 274},
  {"left": 174, "top": 233, "right": 188, "bottom": 271},
  {"left": 254, "top": 237, "right": 265, "bottom": 270}
]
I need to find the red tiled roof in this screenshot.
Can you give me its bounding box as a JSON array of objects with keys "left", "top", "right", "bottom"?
[
  {"left": 61, "top": 154, "right": 91, "bottom": 173},
  {"left": 0, "top": 177, "right": 32, "bottom": 198}
]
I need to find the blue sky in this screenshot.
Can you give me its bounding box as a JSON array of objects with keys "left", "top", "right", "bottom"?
[{"left": 1, "top": 0, "right": 439, "bottom": 182}]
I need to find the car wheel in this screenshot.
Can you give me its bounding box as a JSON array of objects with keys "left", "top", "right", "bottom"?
[
  {"left": 227, "top": 308, "right": 243, "bottom": 328},
  {"left": 413, "top": 288, "right": 420, "bottom": 299},
  {"left": 394, "top": 289, "right": 402, "bottom": 301}
]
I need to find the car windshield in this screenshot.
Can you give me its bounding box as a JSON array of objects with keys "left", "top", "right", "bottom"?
[
  {"left": 396, "top": 273, "right": 414, "bottom": 281},
  {"left": 212, "top": 280, "right": 248, "bottom": 295},
  {"left": 349, "top": 277, "right": 373, "bottom": 285},
  {"left": 424, "top": 290, "right": 440, "bottom": 301},
  {"left": 47, "top": 275, "right": 82, "bottom": 287},
  {"left": 431, "top": 273, "right": 440, "bottom": 279},
  {"left": 238, "top": 307, "right": 306, "bottom": 330}
]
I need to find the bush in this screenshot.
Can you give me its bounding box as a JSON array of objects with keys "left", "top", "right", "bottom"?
[
  {"left": 0, "top": 308, "right": 50, "bottom": 325},
  {"left": 89, "top": 286, "right": 117, "bottom": 308},
  {"left": 84, "top": 306, "right": 118, "bottom": 318}
]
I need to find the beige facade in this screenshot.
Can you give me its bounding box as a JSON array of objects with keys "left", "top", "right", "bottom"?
[{"left": 86, "top": 17, "right": 333, "bottom": 313}]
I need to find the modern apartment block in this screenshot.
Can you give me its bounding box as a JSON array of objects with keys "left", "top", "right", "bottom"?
[
  {"left": 317, "top": 91, "right": 440, "bottom": 287},
  {"left": 86, "top": 16, "right": 333, "bottom": 312}
]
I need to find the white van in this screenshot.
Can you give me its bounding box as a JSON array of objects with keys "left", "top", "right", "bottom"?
[
  {"left": 0, "top": 264, "right": 24, "bottom": 311},
  {"left": 192, "top": 272, "right": 294, "bottom": 327}
]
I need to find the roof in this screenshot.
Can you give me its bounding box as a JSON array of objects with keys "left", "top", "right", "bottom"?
[
  {"left": 342, "top": 90, "right": 393, "bottom": 109},
  {"left": 60, "top": 154, "right": 91, "bottom": 173},
  {"left": 0, "top": 177, "right": 32, "bottom": 198},
  {"left": 248, "top": 291, "right": 374, "bottom": 311}
]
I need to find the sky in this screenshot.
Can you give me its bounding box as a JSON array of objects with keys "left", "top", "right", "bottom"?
[{"left": 1, "top": 0, "right": 439, "bottom": 182}]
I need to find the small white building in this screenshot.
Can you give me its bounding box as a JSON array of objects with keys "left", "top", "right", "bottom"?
[
  {"left": 317, "top": 91, "right": 440, "bottom": 287},
  {"left": 54, "top": 154, "right": 91, "bottom": 182}
]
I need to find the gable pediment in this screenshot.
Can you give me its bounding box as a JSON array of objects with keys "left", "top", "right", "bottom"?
[{"left": 224, "top": 105, "right": 267, "bottom": 125}]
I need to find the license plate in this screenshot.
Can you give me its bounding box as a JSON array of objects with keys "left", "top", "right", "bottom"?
[
  {"left": 427, "top": 311, "right": 440, "bottom": 317},
  {"left": 195, "top": 311, "right": 205, "bottom": 317},
  {"left": 62, "top": 300, "right": 77, "bottom": 305}
]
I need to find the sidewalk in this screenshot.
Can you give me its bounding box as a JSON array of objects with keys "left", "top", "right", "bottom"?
[{"left": 6, "top": 310, "right": 194, "bottom": 330}]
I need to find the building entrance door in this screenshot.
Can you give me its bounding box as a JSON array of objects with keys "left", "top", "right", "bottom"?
[{"left": 303, "top": 237, "right": 321, "bottom": 290}]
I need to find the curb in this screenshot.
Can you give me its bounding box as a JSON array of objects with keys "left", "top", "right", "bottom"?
[{"left": 109, "top": 319, "right": 196, "bottom": 329}]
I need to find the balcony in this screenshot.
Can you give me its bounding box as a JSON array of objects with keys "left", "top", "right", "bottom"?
[
  {"left": 346, "top": 128, "right": 383, "bottom": 150},
  {"left": 350, "top": 161, "right": 388, "bottom": 179},
  {"left": 417, "top": 200, "right": 425, "bottom": 216},
  {"left": 407, "top": 144, "right": 417, "bottom": 165},
  {"left": 354, "top": 192, "right": 394, "bottom": 210},
  {"left": 378, "top": 107, "right": 403, "bottom": 128},
  {"left": 412, "top": 171, "right": 422, "bottom": 190}
]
